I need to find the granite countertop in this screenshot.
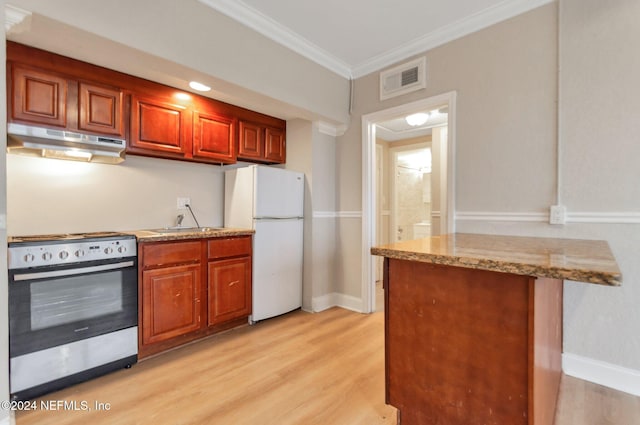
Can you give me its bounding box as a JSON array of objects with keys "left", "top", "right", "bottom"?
[
  {"left": 128, "top": 227, "right": 254, "bottom": 242},
  {"left": 371, "top": 233, "right": 622, "bottom": 286}
]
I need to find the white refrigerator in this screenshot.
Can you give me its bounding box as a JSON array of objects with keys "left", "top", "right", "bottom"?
[{"left": 224, "top": 165, "right": 304, "bottom": 323}]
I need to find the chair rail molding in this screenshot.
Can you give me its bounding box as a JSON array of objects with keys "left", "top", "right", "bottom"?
[{"left": 456, "top": 211, "right": 640, "bottom": 224}]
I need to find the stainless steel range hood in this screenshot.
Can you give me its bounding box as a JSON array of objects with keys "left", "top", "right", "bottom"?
[{"left": 7, "top": 123, "right": 126, "bottom": 164}]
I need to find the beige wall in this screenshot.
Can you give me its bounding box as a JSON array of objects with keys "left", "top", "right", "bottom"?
[
  {"left": 311, "top": 127, "right": 337, "bottom": 304},
  {"left": 556, "top": 0, "right": 640, "bottom": 371},
  {"left": 1, "top": 0, "right": 10, "bottom": 420},
  {"left": 283, "top": 120, "right": 313, "bottom": 311},
  {"left": 7, "top": 155, "right": 225, "bottom": 234},
  {"left": 285, "top": 120, "right": 338, "bottom": 311}
]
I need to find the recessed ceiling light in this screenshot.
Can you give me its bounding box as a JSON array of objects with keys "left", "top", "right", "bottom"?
[
  {"left": 189, "top": 81, "right": 211, "bottom": 92},
  {"left": 405, "top": 112, "right": 429, "bottom": 126}
]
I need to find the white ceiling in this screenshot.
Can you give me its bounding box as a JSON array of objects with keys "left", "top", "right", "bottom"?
[{"left": 198, "top": 0, "right": 553, "bottom": 78}]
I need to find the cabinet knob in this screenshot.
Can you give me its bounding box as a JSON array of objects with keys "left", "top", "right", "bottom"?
[{"left": 229, "top": 280, "right": 240, "bottom": 287}]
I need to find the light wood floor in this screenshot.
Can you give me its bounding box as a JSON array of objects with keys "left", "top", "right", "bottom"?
[{"left": 15, "top": 308, "right": 640, "bottom": 425}]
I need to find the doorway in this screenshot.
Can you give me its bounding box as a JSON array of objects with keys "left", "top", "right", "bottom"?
[
  {"left": 390, "top": 144, "right": 431, "bottom": 243},
  {"left": 362, "top": 92, "right": 456, "bottom": 313}
]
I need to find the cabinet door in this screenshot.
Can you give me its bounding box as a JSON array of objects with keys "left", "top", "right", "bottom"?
[
  {"left": 208, "top": 257, "right": 252, "bottom": 326},
  {"left": 10, "top": 64, "right": 68, "bottom": 128},
  {"left": 129, "top": 94, "right": 190, "bottom": 156},
  {"left": 238, "top": 120, "right": 263, "bottom": 160},
  {"left": 78, "top": 81, "right": 124, "bottom": 137},
  {"left": 265, "top": 126, "right": 286, "bottom": 163},
  {"left": 141, "top": 263, "right": 202, "bottom": 345},
  {"left": 193, "top": 110, "right": 236, "bottom": 163}
]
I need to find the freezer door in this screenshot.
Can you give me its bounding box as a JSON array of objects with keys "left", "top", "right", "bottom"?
[
  {"left": 252, "top": 218, "right": 303, "bottom": 322},
  {"left": 254, "top": 166, "right": 304, "bottom": 218}
]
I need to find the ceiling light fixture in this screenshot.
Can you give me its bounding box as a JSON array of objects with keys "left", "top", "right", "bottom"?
[
  {"left": 189, "top": 81, "right": 211, "bottom": 92},
  {"left": 405, "top": 112, "right": 429, "bottom": 126}
]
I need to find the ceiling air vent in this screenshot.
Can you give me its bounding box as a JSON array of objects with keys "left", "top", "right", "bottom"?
[{"left": 379, "top": 57, "right": 426, "bottom": 100}]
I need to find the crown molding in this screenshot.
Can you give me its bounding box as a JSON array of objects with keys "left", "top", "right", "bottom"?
[
  {"left": 351, "top": 0, "right": 555, "bottom": 78},
  {"left": 197, "top": 0, "right": 352, "bottom": 79},
  {"left": 199, "top": 0, "right": 553, "bottom": 81},
  {"left": 5, "top": 4, "right": 32, "bottom": 32}
]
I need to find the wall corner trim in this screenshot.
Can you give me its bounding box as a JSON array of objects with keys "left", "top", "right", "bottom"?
[
  {"left": 315, "top": 121, "right": 347, "bottom": 137},
  {"left": 563, "top": 352, "right": 640, "bottom": 397}
]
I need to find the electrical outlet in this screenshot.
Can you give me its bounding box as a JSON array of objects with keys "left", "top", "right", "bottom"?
[
  {"left": 177, "top": 197, "right": 190, "bottom": 209},
  {"left": 549, "top": 205, "right": 566, "bottom": 225}
]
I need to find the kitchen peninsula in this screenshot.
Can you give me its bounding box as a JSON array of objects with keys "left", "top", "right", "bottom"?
[{"left": 371, "top": 233, "right": 621, "bottom": 425}]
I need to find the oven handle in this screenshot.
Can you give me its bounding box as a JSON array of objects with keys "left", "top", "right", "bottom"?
[{"left": 12, "top": 260, "right": 135, "bottom": 282}]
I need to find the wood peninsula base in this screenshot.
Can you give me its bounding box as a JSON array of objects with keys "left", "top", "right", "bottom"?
[{"left": 384, "top": 259, "right": 562, "bottom": 425}]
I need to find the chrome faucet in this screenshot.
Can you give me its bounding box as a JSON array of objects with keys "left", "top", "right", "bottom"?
[{"left": 176, "top": 214, "right": 185, "bottom": 227}]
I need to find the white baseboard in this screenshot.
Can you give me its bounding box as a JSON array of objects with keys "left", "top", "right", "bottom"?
[
  {"left": 312, "top": 293, "right": 363, "bottom": 313},
  {"left": 563, "top": 353, "right": 640, "bottom": 396}
]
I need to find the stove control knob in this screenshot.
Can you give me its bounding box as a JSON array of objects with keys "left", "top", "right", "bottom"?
[
  {"left": 118, "top": 246, "right": 127, "bottom": 254},
  {"left": 42, "top": 252, "right": 53, "bottom": 261},
  {"left": 23, "top": 253, "right": 35, "bottom": 263},
  {"left": 104, "top": 247, "right": 114, "bottom": 255},
  {"left": 75, "top": 249, "right": 86, "bottom": 258},
  {"left": 59, "top": 251, "right": 69, "bottom": 260}
]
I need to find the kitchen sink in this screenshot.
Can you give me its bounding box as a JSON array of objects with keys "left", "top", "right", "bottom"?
[{"left": 152, "top": 227, "right": 224, "bottom": 233}]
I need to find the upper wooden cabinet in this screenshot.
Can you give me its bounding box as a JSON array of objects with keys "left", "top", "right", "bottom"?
[
  {"left": 78, "top": 81, "right": 124, "bottom": 136},
  {"left": 265, "top": 126, "right": 286, "bottom": 163},
  {"left": 238, "top": 120, "right": 263, "bottom": 160},
  {"left": 192, "top": 108, "right": 236, "bottom": 164},
  {"left": 10, "top": 64, "right": 68, "bottom": 128},
  {"left": 238, "top": 120, "right": 286, "bottom": 164},
  {"left": 128, "top": 92, "right": 238, "bottom": 164},
  {"left": 9, "top": 62, "right": 124, "bottom": 138},
  {"left": 7, "top": 41, "right": 286, "bottom": 165},
  {"left": 129, "top": 93, "right": 191, "bottom": 158}
]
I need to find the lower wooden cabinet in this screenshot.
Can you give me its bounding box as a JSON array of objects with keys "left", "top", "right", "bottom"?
[
  {"left": 138, "top": 236, "right": 252, "bottom": 359},
  {"left": 141, "top": 263, "right": 202, "bottom": 345},
  {"left": 208, "top": 257, "right": 251, "bottom": 326}
]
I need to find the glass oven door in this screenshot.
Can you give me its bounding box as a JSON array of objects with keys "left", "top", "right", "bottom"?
[{"left": 9, "top": 257, "right": 138, "bottom": 357}]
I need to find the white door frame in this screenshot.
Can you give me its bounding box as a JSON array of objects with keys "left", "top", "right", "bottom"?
[{"left": 361, "top": 92, "right": 457, "bottom": 313}]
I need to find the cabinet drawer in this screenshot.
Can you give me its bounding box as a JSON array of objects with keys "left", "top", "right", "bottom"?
[
  {"left": 142, "top": 241, "right": 201, "bottom": 267},
  {"left": 208, "top": 237, "right": 252, "bottom": 260}
]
